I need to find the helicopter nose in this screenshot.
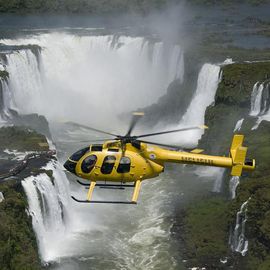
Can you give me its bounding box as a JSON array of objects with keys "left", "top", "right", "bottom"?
[{"left": 63, "top": 160, "right": 77, "bottom": 175}]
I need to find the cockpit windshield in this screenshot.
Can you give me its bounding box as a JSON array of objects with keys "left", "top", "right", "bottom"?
[{"left": 70, "top": 147, "right": 90, "bottom": 161}]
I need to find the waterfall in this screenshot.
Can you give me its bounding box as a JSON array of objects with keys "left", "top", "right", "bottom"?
[
  {"left": 229, "top": 176, "right": 240, "bottom": 199},
  {"left": 5, "top": 50, "right": 43, "bottom": 114},
  {"left": 233, "top": 118, "right": 244, "bottom": 132},
  {"left": 250, "top": 82, "right": 264, "bottom": 116},
  {"left": 249, "top": 81, "right": 270, "bottom": 129},
  {"left": 143, "top": 63, "right": 221, "bottom": 147},
  {"left": 212, "top": 168, "right": 226, "bottom": 193},
  {"left": 1, "top": 33, "right": 184, "bottom": 126},
  {"left": 0, "top": 79, "right": 16, "bottom": 119},
  {"left": 230, "top": 198, "right": 251, "bottom": 256},
  {"left": 250, "top": 81, "right": 270, "bottom": 117},
  {"left": 160, "top": 63, "right": 221, "bottom": 147},
  {"left": 1, "top": 32, "right": 186, "bottom": 265},
  {"left": 22, "top": 160, "right": 72, "bottom": 262}
]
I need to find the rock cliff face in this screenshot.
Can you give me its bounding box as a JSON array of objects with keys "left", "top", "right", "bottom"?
[{"left": 177, "top": 61, "right": 270, "bottom": 269}]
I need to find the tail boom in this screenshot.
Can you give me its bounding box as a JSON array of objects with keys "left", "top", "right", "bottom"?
[{"left": 152, "top": 134, "right": 255, "bottom": 177}]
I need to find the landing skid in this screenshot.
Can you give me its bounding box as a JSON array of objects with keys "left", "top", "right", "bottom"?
[
  {"left": 71, "top": 196, "right": 137, "bottom": 204},
  {"left": 76, "top": 180, "right": 135, "bottom": 188},
  {"left": 73, "top": 179, "right": 142, "bottom": 204}
]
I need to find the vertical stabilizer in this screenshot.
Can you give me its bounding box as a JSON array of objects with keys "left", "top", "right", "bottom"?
[{"left": 230, "top": 135, "right": 247, "bottom": 176}]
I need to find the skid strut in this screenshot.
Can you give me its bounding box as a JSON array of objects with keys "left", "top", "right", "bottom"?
[
  {"left": 87, "top": 181, "right": 96, "bottom": 201},
  {"left": 72, "top": 180, "right": 142, "bottom": 204},
  {"left": 131, "top": 180, "right": 142, "bottom": 203}
]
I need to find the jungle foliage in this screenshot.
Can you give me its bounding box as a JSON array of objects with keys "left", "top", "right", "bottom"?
[{"left": 180, "top": 61, "right": 270, "bottom": 269}]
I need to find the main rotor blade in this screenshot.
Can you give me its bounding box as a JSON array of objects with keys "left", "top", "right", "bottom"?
[
  {"left": 136, "top": 125, "right": 208, "bottom": 139},
  {"left": 59, "top": 138, "right": 115, "bottom": 144},
  {"left": 125, "top": 112, "right": 144, "bottom": 137},
  {"left": 138, "top": 139, "right": 186, "bottom": 150},
  {"left": 65, "top": 121, "right": 120, "bottom": 137}
]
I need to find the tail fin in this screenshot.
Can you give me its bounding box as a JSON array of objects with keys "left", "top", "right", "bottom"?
[{"left": 230, "top": 135, "right": 255, "bottom": 176}]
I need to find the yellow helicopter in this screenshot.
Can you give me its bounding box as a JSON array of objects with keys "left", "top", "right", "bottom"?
[{"left": 64, "top": 113, "right": 255, "bottom": 204}]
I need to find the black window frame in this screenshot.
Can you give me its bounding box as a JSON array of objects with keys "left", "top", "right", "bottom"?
[
  {"left": 70, "top": 146, "right": 90, "bottom": 161},
  {"left": 117, "top": 156, "right": 131, "bottom": 173},
  {"left": 91, "top": 144, "right": 103, "bottom": 152},
  {"left": 81, "top": 155, "right": 97, "bottom": 174},
  {"left": 101, "top": 155, "right": 116, "bottom": 174}
]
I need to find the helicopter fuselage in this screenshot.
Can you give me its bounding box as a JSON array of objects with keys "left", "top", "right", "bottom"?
[
  {"left": 65, "top": 141, "right": 164, "bottom": 183},
  {"left": 64, "top": 135, "right": 255, "bottom": 204}
]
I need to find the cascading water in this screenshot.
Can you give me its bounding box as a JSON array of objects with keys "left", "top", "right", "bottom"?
[
  {"left": 5, "top": 49, "right": 43, "bottom": 114},
  {"left": 230, "top": 198, "right": 251, "bottom": 256},
  {"left": 229, "top": 176, "right": 240, "bottom": 199},
  {"left": 250, "top": 81, "right": 270, "bottom": 129},
  {"left": 250, "top": 82, "right": 264, "bottom": 116},
  {"left": 228, "top": 119, "right": 243, "bottom": 198},
  {"left": 1, "top": 33, "right": 184, "bottom": 126},
  {"left": 153, "top": 63, "right": 221, "bottom": 147},
  {"left": 233, "top": 118, "right": 244, "bottom": 132},
  {"left": 0, "top": 78, "right": 14, "bottom": 122},
  {"left": 22, "top": 160, "right": 72, "bottom": 262},
  {"left": 0, "top": 31, "right": 188, "bottom": 268},
  {"left": 173, "top": 63, "right": 224, "bottom": 193}
]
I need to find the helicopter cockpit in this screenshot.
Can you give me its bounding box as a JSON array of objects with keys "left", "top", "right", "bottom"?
[
  {"left": 63, "top": 146, "right": 90, "bottom": 174},
  {"left": 63, "top": 144, "right": 133, "bottom": 178}
]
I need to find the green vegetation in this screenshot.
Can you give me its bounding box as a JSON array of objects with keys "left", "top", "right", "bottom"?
[
  {"left": 200, "top": 62, "right": 270, "bottom": 154},
  {"left": 0, "top": 126, "right": 51, "bottom": 269},
  {"left": 0, "top": 181, "right": 40, "bottom": 270},
  {"left": 183, "top": 196, "right": 230, "bottom": 268},
  {"left": 180, "top": 61, "right": 270, "bottom": 269},
  {"left": 0, "top": 126, "right": 49, "bottom": 152}
]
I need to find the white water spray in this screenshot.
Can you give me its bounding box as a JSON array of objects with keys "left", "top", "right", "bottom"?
[
  {"left": 233, "top": 118, "right": 244, "bottom": 132},
  {"left": 229, "top": 176, "right": 240, "bottom": 199},
  {"left": 5, "top": 50, "right": 43, "bottom": 113},
  {"left": 250, "top": 81, "right": 270, "bottom": 129},
  {"left": 1, "top": 33, "right": 184, "bottom": 127},
  {"left": 22, "top": 160, "right": 72, "bottom": 262},
  {"left": 230, "top": 198, "right": 250, "bottom": 256},
  {"left": 153, "top": 63, "right": 221, "bottom": 147},
  {"left": 250, "top": 82, "right": 264, "bottom": 116}
]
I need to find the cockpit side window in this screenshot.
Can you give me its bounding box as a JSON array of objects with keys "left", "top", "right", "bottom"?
[
  {"left": 81, "top": 155, "right": 97, "bottom": 174},
  {"left": 117, "top": 157, "right": 131, "bottom": 173},
  {"left": 70, "top": 147, "right": 90, "bottom": 161},
  {"left": 101, "top": 155, "right": 116, "bottom": 174}
]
